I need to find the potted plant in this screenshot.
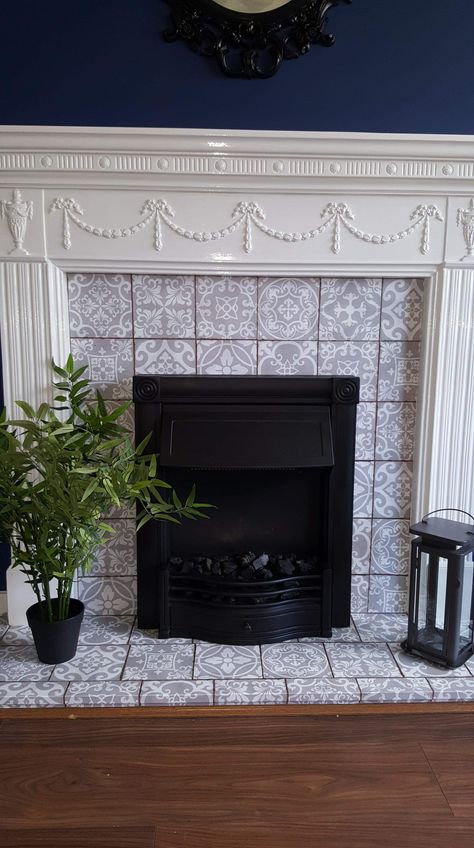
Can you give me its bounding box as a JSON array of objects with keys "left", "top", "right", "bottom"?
[{"left": 0, "top": 356, "right": 210, "bottom": 664}]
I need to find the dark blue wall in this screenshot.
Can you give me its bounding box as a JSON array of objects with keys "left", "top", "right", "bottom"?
[{"left": 1, "top": 0, "right": 474, "bottom": 133}]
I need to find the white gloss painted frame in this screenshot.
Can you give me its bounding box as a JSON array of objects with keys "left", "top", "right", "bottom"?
[{"left": 0, "top": 127, "right": 473, "bottom": 620}]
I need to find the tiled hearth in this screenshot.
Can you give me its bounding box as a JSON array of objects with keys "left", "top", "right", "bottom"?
[
  {"left": 2, "top": 613, "right": 474, "bottom": 708},
  {"left": 67, "top": 274, "right": 423, "bottom": 619}
]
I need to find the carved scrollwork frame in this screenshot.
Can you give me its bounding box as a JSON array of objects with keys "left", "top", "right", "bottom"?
[{"left": 163, "top": 0, "right": 352, "bottom": 79}]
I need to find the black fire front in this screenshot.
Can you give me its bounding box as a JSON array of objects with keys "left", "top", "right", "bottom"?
[{"left": 133, "top": 375, "right": 359, "bottom": 644}]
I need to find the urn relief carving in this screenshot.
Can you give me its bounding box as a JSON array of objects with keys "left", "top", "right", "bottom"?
[{"left": 0, "top": 189, "right": 33, "bottom": 255}]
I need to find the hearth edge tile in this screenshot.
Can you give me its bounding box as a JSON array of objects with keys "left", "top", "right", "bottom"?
[
  {"left": 140, "top": 679, "right": 214, "bottom": 706},
  {"left": 65, "top": 681, "right": 141, "bottom": 707},
  {"left": 358, "top": 676, "right": 433, "bottom": 703},
  {"left": 287, "top": 677, "right": 361, "bottom": 704},
  {"left": 0, "top": 681, "right": 67, "bottom": 708},
  {"left": 215, "top": 678, "right": 288, "bottom": 705},
  {"left": 428, "top": 678, "right": 474, "bottom": 701}
]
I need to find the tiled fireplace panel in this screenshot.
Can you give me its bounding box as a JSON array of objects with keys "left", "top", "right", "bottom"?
[{"left": 68, "top": 275, "right": 423, "bottom": 617}]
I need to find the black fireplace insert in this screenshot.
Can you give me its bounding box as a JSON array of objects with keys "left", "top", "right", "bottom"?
[{"left": 134, "top": 375, "right": 359, "bottom": 644}]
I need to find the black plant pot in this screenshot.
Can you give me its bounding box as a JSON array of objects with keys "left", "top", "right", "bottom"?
[{"left": 26, "top": 598, "right": 85, "bottom": 665}]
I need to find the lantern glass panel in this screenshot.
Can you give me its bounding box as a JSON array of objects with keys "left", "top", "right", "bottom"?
[
  {"left": 459, "top": 553, "right": 474, "bottom": 648},
  {"left": 415, "top": 551, "right": 447, "bottom": 656}
]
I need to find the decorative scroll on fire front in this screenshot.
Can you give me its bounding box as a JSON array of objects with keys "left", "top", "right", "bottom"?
[{"left": 49, "top": 197, "right": 444, "bottom": 256}]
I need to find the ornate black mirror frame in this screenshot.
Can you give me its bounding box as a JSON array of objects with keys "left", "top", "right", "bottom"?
[{"left": 163, "top": 0, "right": 352, "bottom": 79}]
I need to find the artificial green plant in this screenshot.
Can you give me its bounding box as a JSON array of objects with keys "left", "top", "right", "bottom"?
[{"left": 0, "top": 356, "right": 209, "bottom": 622}]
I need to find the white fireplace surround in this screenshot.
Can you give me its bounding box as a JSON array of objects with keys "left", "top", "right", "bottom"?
[{"left": 0, "top": 126, "right": 473, "bottom": 619}]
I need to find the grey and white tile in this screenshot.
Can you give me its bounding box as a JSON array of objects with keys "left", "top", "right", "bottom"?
[
  {"left": 129, "top": 628, "right": 160, "bottom": 645},
  {"left": 50, "top": 645, "right": 129, "bottom": 681},
  {"left": 197, "top": 340, "right": 256, "bottom": 375},
  {"left": 196, "top": 276, "right": 257, "bottom": 339},
  {"left": 65, "top": 681, "right": 140, "bottom": 707},
  {"left": 258, "top": 277, "right": 319, "bottom": 340},
  {"left": 68, "top": 273, "right": 132, "bottom": 338},
  {"left": 355, "top": 403, "right": 376, "bottom": 461},
  {"left": 0, "top": 615, "right": 8, "bottom": 639},
  {"left": 371, "top": 519, "right": 411, "bottom": 575},
  {"left": 353, "top": 462, "right": 374, "bottom": 518},
  {"left": 135, "top": 339, "right": 196, "bottom": 375},
  {"left": 358, "top": 677, "right": 432, "bottom": 703},
  {"left": 258, "top": 341, "right": 317, "bottom": 375},
  {"left": 351, "top": 575, "right": 369, "bottom": 613},
  {"left": 326, "top": 642, "right": 401, "bottom": 678},
  {"left": 319, "top": 278, "right": 382, "bottom": 341},
  {"left": 1, "top": 625, "right": 34, "bottom": 646},
  {"left": 0, "top": 646, "right": 53, "bottom": 680},
  {"left": 0, "top": 681, "right": 66, "bottom": 708},
  {"left": 389, "top": 643, "right": 471, "bottom": 677},
  {"left": 378, "top": 342, "right": 421, "bottom": 401},
  {"left": 381, "top": 279, "right": 424, "bottom": 341},
  {"left": 70, "top": 339, "right": 133, "bottom": 399},
  {"left": 375, "top": 403, "right": 417, "bottom": 461},
  {"left": 352, "top": 518, "right": 372, "bottom": 574},
  {"left": 299, "top": 620, "right": 361, "bottom": 643},
  {"left": 353, "top": 613, "right": 408, "bottom": 643},
  {"left": 78, "top": 615, "right": 134, "bottom": 645},
  {"left": 262, "top": 642, "right": 329, "bottom": 678},
  {"left": 123, "top": 642, "right": 194, "bottom": 680},
  {"left": 287, "top": 677, "right": 360, "bottom": 704},
  {"left": 141, "top": 679, "right": 213, "bottom": 706},
  {"left": 215, "top": 679, "right": 287, "bottom": 705},
  {"left": 429, "top": 678, "right": 474, "bottom": 701},
  {"left": 194, "top": 643, "right": 262, "bottom": 679},
  {"left": 132, "top": 275, "right": 195, "bottom": 338},
  {"left": 368, "top": 575, "right": 409, "bottom": 613},
  {"left": 78, "top": 577, "right": 137, "bottom": 616},
  {"left": 90, "top": 521, "right": 136, "bottom": 576},
  {"left": 318, "top": 342, "right": 379, "bottom": 400},
  {"left": 373, "top": 462, "right": 413, "bottom": 518}
]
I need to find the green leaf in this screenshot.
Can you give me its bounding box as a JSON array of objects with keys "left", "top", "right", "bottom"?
[{"left": 15, "top": 401, "right": 35, "bottom": 419}]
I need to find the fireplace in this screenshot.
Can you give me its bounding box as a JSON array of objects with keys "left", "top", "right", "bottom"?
[{"left": 134, "top": 374, "right": 358, "bottom": 642}]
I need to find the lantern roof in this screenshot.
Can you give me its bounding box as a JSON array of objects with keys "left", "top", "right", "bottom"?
[{"left": 410, "top": 516, "right": 474, "bottom": 547}]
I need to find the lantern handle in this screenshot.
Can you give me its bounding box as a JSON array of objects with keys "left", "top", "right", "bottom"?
[{"left": 421, "top": 509, "right": 474, "bottom": 530}]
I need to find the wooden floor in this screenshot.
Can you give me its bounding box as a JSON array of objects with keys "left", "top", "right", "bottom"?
[{"left": 2, "top": 709, "right": 474, "bottom": 847}]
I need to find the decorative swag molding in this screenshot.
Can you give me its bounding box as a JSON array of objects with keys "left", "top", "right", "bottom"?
[{"left": 0, "top": 126, "right": 473, "bottom": 540}]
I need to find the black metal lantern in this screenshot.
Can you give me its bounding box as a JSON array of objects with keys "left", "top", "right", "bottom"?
[{"left": 403, "top": 510, "right": 474, "bottom": 668}]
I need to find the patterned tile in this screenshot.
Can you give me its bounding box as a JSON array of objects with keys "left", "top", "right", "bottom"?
[
  {"left": 258, "top": 341, "right": 317, "bottom": 375},
  {"left": 65, "top": 681, "right": 140, "bottom": 707},
  {"left": 70, "top": 339, "right": 133, "bottom": 399},
  {"left": 261, "top": 642, "right": 329, "bottom": 678},
  {"left": 132, "top": 275, "right": 195, "bottom": 338},
  {"left": 50, "top": 645, "right": 128, "bottom": 681},
  {"left": 375, "top": 403, "right": 417, "bottom": 461},
  {"left": 390, "top": 643, "right": 471, "bottom": 677},
  {"left": 352, "top": 518, "right": 372, "bottom": 574},
  {"left": 0, "top": 681, "right": 66, "bottom": 708},
  {"left": 90, "top": 521, "right": 136, "bottom": 577},
  {"left": 287, "top": 677, "right": 360, "bottom": 704},
  {"left": 68, "top": 273, "right": 132, "bottom": 338},
  {"left": 319, "top": 278, "right": 382, "bottom": 341},
  {"left": 0, "top": 646, "right": 53, "bottom": 680},
  {"left": 141, "top": 680, "right": 213, "bottom": 706},
  {"left": 353, "top": 613, "right": 409, "bottom": 643},
  {"left": 194, "top": 644, "right": 262, "bottom": 679},
  {"left": 429, "top": 678, "right": 474, "bottom": 701},
  {"left": 371, "top": 519, "right": 411, "bottom": 575},
  {"left": 1, "top": 625, "right": 34, "bottom": 646},
  {"left": 373, "top": 462, "right": 413, "bottom": 518},
  {"left": 129, "top": 628, "right": 160, "bottom": 645},
  {"left": 197, "top": 340, "right": 256, "bottom": 374},
  {"left": 78, "top": 577, "right": 137, "bottom": 615},
  {"left": 123, "top": 642, "right": 194, "bottom": 680},
  {"left": 258, "top": 277, "right": 319, "bottom": 340},
  {"left": 197, "top": 276, "right": 257, "bottom": 339},
  {"left": 353, "top": 462, "right": 374, "bottom": 518},
  {"left": 326, "top": 643, "right": 401, "bottom": 678},
  {"left": 381, "top": 279, "right": 424, "bottom": 341},
  {"left": 78, "top": 615, "right": 134, "bottom": 645},
  {"left": 135, "top": 339, "right": 196, "bottom": 375},
  {"left": 368, "top": 575, "right": 409, "bottom": 613},
  {"left": 355, "top": 403, "right": 376, "bottom": 461},
  {"left": 351, "top": 575, "right": 369, "bottom": 613},
  {"left": 318, "top": 342, "right": 379, "bottom": 400},
  {"left": 299, "top": 620, "right": 361, "bottom": 643},
  {"left": 378, "top": 342, "right": 421, "bottom": 401},
  {"left": 215, "top": 679, "right": 287, "bottom": 705},
  {"left": 0, "top": 616, "right": 8, "bottom": 639},
  {"left": 358, "top": 677, "right": 432, "bottom": 703}
]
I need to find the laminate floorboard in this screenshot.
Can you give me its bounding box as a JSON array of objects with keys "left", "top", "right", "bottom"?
[
  {"left": 0, "top": 827, "right": 156, "bottom": 848},
  {"left": 1, "top": 714, "right": 474, "bottom": 848}
]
